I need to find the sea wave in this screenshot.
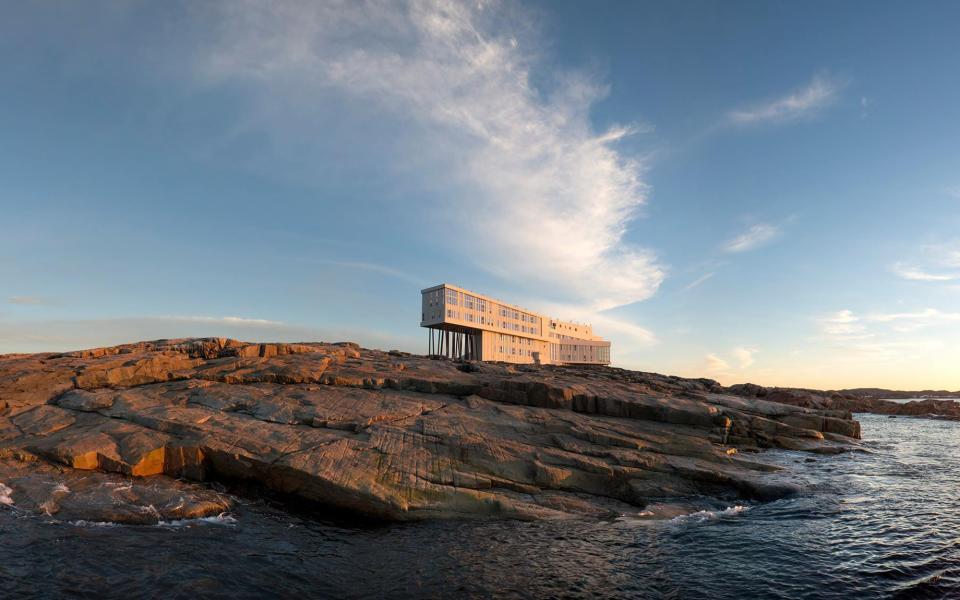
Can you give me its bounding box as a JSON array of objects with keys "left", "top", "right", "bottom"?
[
  {"left": 0, "top": 482, "right": 14, "bottom": 506},
  {"left": 155, "top": 512, "right": 238, "bottom": 528}
]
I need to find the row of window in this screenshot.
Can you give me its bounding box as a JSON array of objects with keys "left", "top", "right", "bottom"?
[
  {"left": 548, "top": 343, "right": 610, "bottom": 363},
  {"left": 549, "top": 332, "right": 587, "bottom": 341},
  {"left": 444, "top": 290, "right": 489, "bottom": 313},
  {"left": 496, "top": 333, "right": 536, "bottom": 358},
  {"left": 424, "top": 289, "right": 444, "bottom": 308},
  {"left": 549, "top": 321, "right": 586, "bottom": 334},
  {"left": 437, "top": 309, "right": 541, "bottom": 334},
  {"left": 430, "top": 289, "right": 585, "bottom": 340},
  {"left": 500, "top": 321, "right": 538, "bottom": 335}
]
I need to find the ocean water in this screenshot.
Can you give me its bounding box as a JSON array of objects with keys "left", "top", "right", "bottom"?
[{"left": 1, "top": 413, "right": 958, "bottom": 599}]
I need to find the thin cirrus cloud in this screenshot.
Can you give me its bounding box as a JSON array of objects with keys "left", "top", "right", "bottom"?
[
  {"left": 722, "top": 223, "right": 781, "bottom": 253},
  {"left": 151, "top": 315, "right": 286, "bottom": 326},
  {"left": 197, "top": 0, "right": 664, "bottom": 313},
  {"left": 920, "top": 241, "right": 960, "bottom": 269},
  {"left": 818, "top": 307, "right": 960, "bottom": 344},
  {"left": 8, "top": 296, "right": 54, "bottom": 306},
  {"left": 818, "top": 309, "right": 869, "bottom": 339},
  {"left": 298, "top": 258, "right": 427, "bottom": 286},
  {"left": 683, "top": 272, "right": 715, "bottom": 291},
  {"left": 727, "top": 74, "right": 843, "bottom": 125},
  {"left": 891, "top": 262, "right": 959, "bottom": 282},
  {"left": 868, "top": 308, "right": 960, "bottom": 325}
]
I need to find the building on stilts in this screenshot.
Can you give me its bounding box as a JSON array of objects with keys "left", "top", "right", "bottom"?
[{"left": 420, "top": 283, "right": 611, "bottom": 366}]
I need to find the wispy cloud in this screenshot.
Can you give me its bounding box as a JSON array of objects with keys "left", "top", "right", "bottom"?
[
  {"left": 703, "top": 346, "right": 758, "bottom": 376},
  {"left": 868, "top": 308, "right": 960, "bottom": 325},
  {"left": 8, "top": 296, "right": 54, "bottom": 306},
  {"left": 817, "top": 309, "right": 869, "bottom": 339},
  {"left": 727, "top": 74, "right": 842, "bottom": 125},
  {"left": 892, "top": 262, "right": 959, "bottom": 282},
  {"left": 833, "top": 339, "right": 944, "bottom": 361},
  {"left": 722, "top": 223, "right": 780, "bottom": 253},
  {"left": 945, "top": 186, "right": 960, "bottom": 200},
  {"left": 683, "top": 272, "right": 715, "bottom": 291},
  {"left": 732, "top": 347, "right": 756, "bottom": 369},
  {"left": 199, "top": 0, "right": 663, "bottom": 312},
  {"left": 160, "top": 315, "right": 285, "bottom": 326},
  {"left": 924, "top": 241, "right": 960, "bottom": 269},
  {"left": 705, "top": 353, "right": 730, "bottom": 372},
  {"left": 302, "top": 258, "right": 426, "bottom": 285},
  {"left": 817, "top": 306, "right": 960, "bottom": 347},
  {"left": 534, "top": 300, "right": 657, "bottom": 346}
]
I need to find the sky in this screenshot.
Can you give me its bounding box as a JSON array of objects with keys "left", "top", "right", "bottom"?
[{"left": 2, "top": 0, "right": 959, "bottom": 390}]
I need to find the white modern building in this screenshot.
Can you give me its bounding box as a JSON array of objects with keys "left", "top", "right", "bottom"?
[{"left": 420, "top": 283, "right": 611, "bottom": 365}]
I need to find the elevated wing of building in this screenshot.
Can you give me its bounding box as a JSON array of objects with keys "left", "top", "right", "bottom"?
[{"left": 420, "top": 283, "right": 611, "bottom": 366}]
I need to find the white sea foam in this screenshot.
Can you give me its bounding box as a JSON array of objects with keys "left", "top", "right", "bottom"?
[
  {"left": 669, "top": 505, "right": 750, "bottom": 524},
  {"left": 58, "top": 511, "right": 237, "bottom": 529},
  {"left": 67, "top": 520, "right": 120, "bottom": 528},
  {"left": 0, "top": 483, "right": 14, "bottom": 506},
  {"left": 155, "top": 512, "right": 238, "bottom": 528}
]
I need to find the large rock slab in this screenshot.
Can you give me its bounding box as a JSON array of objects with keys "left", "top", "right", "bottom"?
[
  {"left": 0, "top": 450, "right": 231, "bottom": 524},
  {"left": 0, "top": 338, "right": 862, "bottom": 521}
]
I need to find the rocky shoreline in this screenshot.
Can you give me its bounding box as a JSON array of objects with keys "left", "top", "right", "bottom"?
[
  {"left": 1, "top": 338, "right": 863, "bottom": 523},
  {"left": 726, "top": 383, "right": 960, "bottom": 421}
]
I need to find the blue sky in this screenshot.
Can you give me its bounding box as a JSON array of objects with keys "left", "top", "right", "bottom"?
[{"left": 2, "top": 1, "right": 959, "bottom": 389}]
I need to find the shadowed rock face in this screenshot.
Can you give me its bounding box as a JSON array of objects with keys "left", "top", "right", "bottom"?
[{"left": 0, "top": 338, "right": 861, "bottom": 521}]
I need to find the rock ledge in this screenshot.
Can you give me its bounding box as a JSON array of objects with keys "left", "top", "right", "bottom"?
[{"left": 0, "top": 338, "right": 861, "bottom": 521}]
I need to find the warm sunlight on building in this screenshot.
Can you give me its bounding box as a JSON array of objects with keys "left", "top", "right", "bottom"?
[{"left": 421, "top": 283, "right": 611, "bottom": 365}]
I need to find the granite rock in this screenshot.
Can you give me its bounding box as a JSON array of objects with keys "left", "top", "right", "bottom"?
[{"left": 0, "top": 338, "right": 862, "bottom": 521}]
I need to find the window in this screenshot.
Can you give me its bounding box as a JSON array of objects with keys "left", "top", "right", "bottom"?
[{"left": 446, "top": 289, "right": 458, "bottom": 305}]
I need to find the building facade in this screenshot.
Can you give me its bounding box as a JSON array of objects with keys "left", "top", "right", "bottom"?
[{"left": 420, "top": 283, "right": 611, "bottom": 366}]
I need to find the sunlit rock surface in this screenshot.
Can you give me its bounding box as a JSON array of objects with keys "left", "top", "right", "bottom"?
[
  {"left": 0, "top": 450, "right": 231, "bottom": 524},
  {"left": 0, "top": 338, "right": 861, "bottom": 521}
]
